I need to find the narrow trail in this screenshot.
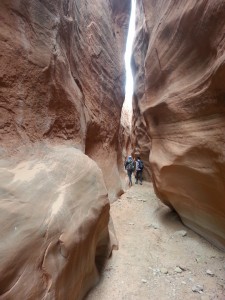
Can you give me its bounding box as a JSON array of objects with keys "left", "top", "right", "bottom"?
[{"left": 86, "top": 183, "right": 225, "bottom": 300}]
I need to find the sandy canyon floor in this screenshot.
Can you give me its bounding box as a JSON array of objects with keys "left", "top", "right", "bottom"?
[{"left": 86, "top": 182, "right": 225, "bottom": 300}]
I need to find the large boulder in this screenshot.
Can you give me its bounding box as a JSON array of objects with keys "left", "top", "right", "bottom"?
[
  {"left": 133, "top": 0, "right": 225, "bottom": 250},
  {"left": 0, "top": 144, "right": 114, "bottom": 299}
]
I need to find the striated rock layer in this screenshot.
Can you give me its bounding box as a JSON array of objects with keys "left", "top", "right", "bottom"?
[
  {"left": 0, "top": 0, "right": 130, "bottom": 297},
  {"left": 133, "top": 0, "right": 225, "bottom": 250}
]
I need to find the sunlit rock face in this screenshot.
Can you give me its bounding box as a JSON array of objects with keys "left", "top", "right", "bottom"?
[
  {"left": 133, "top": 0, "right": 225, "bottom": 250},
  {"left": 0, "top": 0, "right": 130, "bottom": 201},
  {"left": 0, "top": 145, "right": 114, "bottom": 300}
]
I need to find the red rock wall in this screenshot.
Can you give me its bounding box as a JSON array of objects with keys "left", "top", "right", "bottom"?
[
  {"left": 118, "top": 108, "right": 133, "bottom": 188},
  {"left": 133, "top": 0, "right": 225, "bottom": 250},
  {"left": 0, "top": 0, "right": 130, "bottom": 201},
  {"left": 0, "top": 0, "right": 130, "bottom": 298},
  {"left": 131, "top": 1, "right": 152, "bottom": 181}
]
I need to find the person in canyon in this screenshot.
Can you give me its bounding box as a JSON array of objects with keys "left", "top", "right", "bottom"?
[
  {"left": 135, "top": 156, "right": 144, "bottom": 185},
  {"left": 124, "top": 155, "right": 135, "bottom": 186}
]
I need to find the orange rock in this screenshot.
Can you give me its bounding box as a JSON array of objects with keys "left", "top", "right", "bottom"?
[
  {"left": 133, "top": 0, "right": 225, "bottom": 250},
  {"left": 0, "top": 145, "right": 116, "bottom": 299},
  {"left": 0, "top": 0, "right": 130, "bottom": 201},
  {"left": 0, "top": 0, "right": 130, "bottom": 297}
]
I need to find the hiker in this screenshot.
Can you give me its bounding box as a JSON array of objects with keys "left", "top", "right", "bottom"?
[
  {"left": 124, "top": 155, "right": 135, "bottom": 186},
  {"left": 135, "top": 156, "right": 144, "bottom": 185}
]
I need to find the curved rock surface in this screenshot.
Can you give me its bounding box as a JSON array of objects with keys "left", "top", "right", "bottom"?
[
  {"left": 131, "top": 1, "right": 151, "bottom": 182},
  {"left": 0, "top": 145, "right": 114, "bottom": 299},
  {"left": 0, "top": 0, "right": 130, "bottom": 297},
  {"left": 133, "top": 0, "right": 225, "bottom": 250},
  {"left": 0, "top": 0, "right": 130, "bottom": 201}
]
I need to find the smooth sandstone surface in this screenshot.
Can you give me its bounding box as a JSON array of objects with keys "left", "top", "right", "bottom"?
[
  {"left": 0, "top": 0, "right": 130, "bottom": 298},
  {"left": 0, "top": 0, "right": 130, "bottom": 201},
  {"left": 0, "top": 145, "right": 114, "bottom": 299},
  {"left": 131, "top": 1, "right": 152, "bottom": 182},
  {"left": 133, "top": 0, "right": 225, "bottom": 249}
]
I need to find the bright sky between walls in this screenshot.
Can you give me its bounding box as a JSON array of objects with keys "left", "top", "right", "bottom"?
[{"left": 122, "top": 0, "right": 136, "bottom": 126}]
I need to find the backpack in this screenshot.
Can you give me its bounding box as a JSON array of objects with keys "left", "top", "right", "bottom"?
[
  {"left": 127, "top": 161, "right": 135, "bottom": 171},
  {"left": 138, "top": 160, "right": 144, "bottom": 170}
]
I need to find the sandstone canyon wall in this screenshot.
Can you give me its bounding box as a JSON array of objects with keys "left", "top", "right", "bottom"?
[
  {"left": 131, "top": 1, "right": 152, "bottom": 182},
  {"left": 133, "top": 0, "right": 225, "bottom": 250},
  {"left": 0, "top": 0, "right": 130, "bottom": 200},
  {"left": 0, "top": 0, "right": 130, "bottom": 298}
]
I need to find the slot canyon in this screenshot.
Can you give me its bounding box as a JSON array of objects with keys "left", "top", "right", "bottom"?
[{"left": 0, "top": 0, "right": 224, "bottom": 299}]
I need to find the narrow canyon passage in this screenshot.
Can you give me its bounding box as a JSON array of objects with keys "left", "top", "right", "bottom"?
[
  {"left": 86, "top": 183, "right": 225, "bottom": 300},
  {"left": 0, "top": 0, "right": 225, "bottom": 298}
]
